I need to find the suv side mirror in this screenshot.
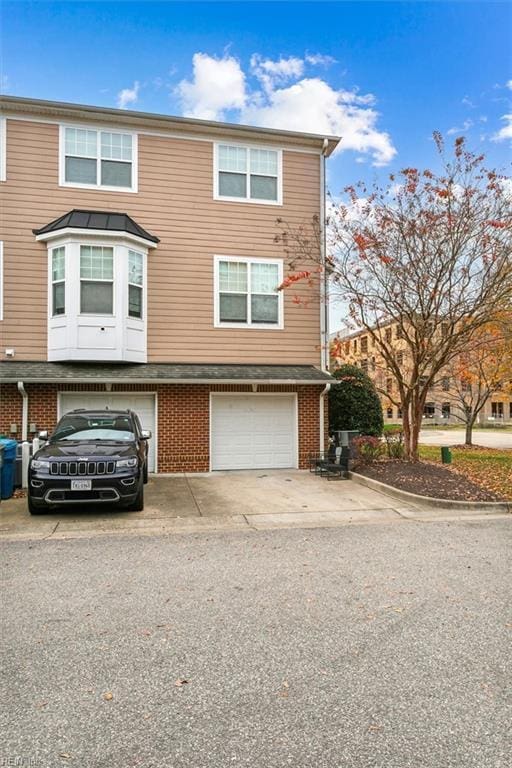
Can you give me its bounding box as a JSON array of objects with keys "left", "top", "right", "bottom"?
[
  {"left": 141, "top": 430, "right": 152, "bottom": 440},
  {"left": 38, "top": 430, "right": 48, "bottom": 440}
]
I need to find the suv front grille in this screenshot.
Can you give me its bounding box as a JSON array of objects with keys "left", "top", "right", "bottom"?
[{"left": 50, "top": 461, "right": 116, "bottom": 476}]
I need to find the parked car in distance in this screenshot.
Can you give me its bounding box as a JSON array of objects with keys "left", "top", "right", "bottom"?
[{"left": 28, "top": 409, "right": 150, "bottom": 515}]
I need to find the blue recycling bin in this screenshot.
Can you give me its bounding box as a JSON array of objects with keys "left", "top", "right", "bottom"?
[{"left": 0, "top": 439, "right": 18, "bottom": 499}]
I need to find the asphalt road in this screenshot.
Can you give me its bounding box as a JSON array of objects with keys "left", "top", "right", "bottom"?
[
  {"left": 1, "top": 521, "right": 511, "bottom": 768},
  {"left": 419, "top": 429, "right": 512, "bottom": 449}
]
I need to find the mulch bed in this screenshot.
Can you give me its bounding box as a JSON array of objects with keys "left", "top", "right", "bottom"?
[{"left": 355, "top": 459, "right": 506, "bottom": 502}]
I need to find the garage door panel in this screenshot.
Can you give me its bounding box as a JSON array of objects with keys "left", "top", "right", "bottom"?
[
  {"left": 59, "top": 393, "right": 156, "bottom": 472},
  {"left": 211, "top": 395, "right": 296, "bottom": 471}
]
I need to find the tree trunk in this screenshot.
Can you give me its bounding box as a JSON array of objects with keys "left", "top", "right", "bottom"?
[
  {"left": 402, "top": 403, "right": 412, "bottom": 460},
  {"left": 465, "top": 416, "right": 477, "bottom": 446}
]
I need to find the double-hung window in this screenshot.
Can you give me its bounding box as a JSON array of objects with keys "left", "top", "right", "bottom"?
[
  {"left": 80, "top": 246, "right": 114, "bottom": 314},
  {"left": 128, "top": 250, "right": 143, "bottom": 319},
  {"left": 51, "top": 247, "right": 66, "bottom": 316},
  {"left": 216, "top": 257, "right": 283, "bottom": 328},
  {"left": 62, "top": 126, "right": 136, "bottom": 191},
  {"left": 215, "top": 144, "right": 281, "bottom": 204}
]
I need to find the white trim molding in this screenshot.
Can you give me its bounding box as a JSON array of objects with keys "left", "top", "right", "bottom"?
[
  {"left": 58, "top": 123, "right": 138, "bottom": 193},
  {"left": 213, "top": 141, "right": 283, "bottom": 206},
  {"left": 213, "top": 254, "right": 284, "bottom": 330}
]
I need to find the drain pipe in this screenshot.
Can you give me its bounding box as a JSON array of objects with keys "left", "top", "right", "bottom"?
[
  {"left": 319, "top": 382, "right": 331, "bottom": 452},
  {"left": 17, "top": 381, "right": 30, "bottom": 488},
  {"left": 17, "top": 381, "right": 28, "bottom": 441}
]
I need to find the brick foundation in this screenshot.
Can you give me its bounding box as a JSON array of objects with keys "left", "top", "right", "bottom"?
[{"left": 0, "top": 381, "right": 326, "bottom": 472}]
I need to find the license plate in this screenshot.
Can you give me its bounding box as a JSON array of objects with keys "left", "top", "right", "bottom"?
[{"left": 71, "top": 479, "right": 92, "bottom": 491}]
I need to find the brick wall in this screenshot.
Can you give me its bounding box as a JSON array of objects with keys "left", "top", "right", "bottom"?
[{"left": 0, "top": 381, "right": 325, "bottom": 471}]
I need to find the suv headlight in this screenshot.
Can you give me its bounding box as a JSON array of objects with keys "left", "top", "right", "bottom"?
[
  {"left": 116, "top": 457, "right": 138, "bottom": 469},
  {"left": 31, "top": 459, "right": 50, "bottom": 471}
]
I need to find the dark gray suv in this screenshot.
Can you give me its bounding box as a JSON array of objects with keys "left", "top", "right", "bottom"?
[{"left": 28, "top": 409, "right": 150, "bottom": 514}]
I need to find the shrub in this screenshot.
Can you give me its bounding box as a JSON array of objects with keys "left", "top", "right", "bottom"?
[
  {"left": 384, "top": 429, "right": 405, "bottom": 459},
  {"left": 353, "top": 436, "right": 385, "bottom": 463},
  {"left": 329, "top": 364, "right": 384, "bottom": 437}
]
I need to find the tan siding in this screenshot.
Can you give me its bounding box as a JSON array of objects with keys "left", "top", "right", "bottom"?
[{"left": 0, "top": 117, "right": 322, "bottom": 364}]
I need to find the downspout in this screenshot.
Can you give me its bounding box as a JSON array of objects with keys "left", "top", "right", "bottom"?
[
  {"left": 17, "top": 381, "right": 28, "bottom": 441},
  {"left": 320, "top": 138, "right": 329, "bottom": 372},
  {"left": 319, "top": 382, "right": 331, "bottom": 452}
]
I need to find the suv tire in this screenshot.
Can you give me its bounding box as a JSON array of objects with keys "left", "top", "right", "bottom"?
[
  {"left": 128, "top": 479, "right": 144, "bottom": 512},
  {"left": 28, "top": 496, "right": 46, "bottom": 515}
]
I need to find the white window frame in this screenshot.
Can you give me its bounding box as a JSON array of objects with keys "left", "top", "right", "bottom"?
[
  {"left": 79, "top": 244, "right": 115, "bottom": 316},
  {"left": 214, "top": 255, "right": 284, "bottom": 330},
  {"left": 213, "top": 142, "right": 282, "bottom": 206},
  {"left": 127, "top": 249, "right": 143, "bottom": 320},
  {"left": 59, "top": 124, "right": 138, "bottom": 193},
  {"left": 51, "top": 246, "right": 66, "bottom": 318},
  {"left": 0, "top": 117, "right": 6, "bottom": 182}
]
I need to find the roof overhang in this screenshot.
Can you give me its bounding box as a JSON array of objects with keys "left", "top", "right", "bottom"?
[
  {"left": 0, "top": 362, "right": 334, "bottom": 385},
  {"left": 34, "top": 227, "right": 158, "bottom": 250},
  {"left": 0, "top": 95, "right": 341, "bottom": 157}
]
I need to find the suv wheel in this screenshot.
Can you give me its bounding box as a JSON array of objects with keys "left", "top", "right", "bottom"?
[
  {"left": 128, "top": 479, "right": 144, "bottom": 512},
  {"left": 28, "top": 496, "right": 47, "bottom": 515}
]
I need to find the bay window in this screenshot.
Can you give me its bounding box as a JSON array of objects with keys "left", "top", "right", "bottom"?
[
  {"left": 61, "top": 126, "right": 136, "bottom": 191},
  {"left": 215, "top": 144, "right": 281, "bottom": 204},
  {"left": 215, "top": 256, "right": 283, "bottom": 328}
]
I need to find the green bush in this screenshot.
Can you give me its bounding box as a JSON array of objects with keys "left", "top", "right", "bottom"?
[
  {"left": 353, "top": 436, "right": 385, "bottom": 463},
  {"left": 329, "top": 364, "right": 384, "bottom": 437}
]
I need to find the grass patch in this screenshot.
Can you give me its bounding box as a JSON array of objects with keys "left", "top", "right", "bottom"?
[{"left": 418, "top": 445, "right": 512, "bottom": 499}]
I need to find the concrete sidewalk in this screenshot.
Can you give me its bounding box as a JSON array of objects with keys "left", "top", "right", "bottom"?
[{"left": 0, "top": 470, "right": 509, "bottom": 541}]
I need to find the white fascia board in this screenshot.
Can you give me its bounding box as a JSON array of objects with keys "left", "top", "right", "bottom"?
[{"left": 34, "top": 228, "right": 157, "bottom": 250}]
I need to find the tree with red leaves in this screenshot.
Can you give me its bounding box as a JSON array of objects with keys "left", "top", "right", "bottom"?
[{"left": 276, "top": 134, "right": 512, "bottom": 460}]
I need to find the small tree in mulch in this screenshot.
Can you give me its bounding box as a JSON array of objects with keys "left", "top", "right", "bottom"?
[{"left": 329, "top": 364, "right": 384, "bottom": 437}]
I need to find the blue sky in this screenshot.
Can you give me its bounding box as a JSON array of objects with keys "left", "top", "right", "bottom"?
[{"left": 2, "top": 1, "right": 511, "bottom": 191}]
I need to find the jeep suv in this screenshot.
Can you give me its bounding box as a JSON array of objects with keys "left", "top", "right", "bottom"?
[{"left": 28, "top": 409, "right": 150, "bottom": 515}]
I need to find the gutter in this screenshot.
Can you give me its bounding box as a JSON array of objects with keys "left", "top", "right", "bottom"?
[
  {"left": 320, "top": 138, "right": 330, "bottom": 371},
  {"left": 17, "top": 381, "right": 28, "bottom": 441},
  {"left": 2, "top": 377, "right": 333, "bottom": 386},
  {"left": 319, "top": 382, "right": 331, "bottom": 452}
]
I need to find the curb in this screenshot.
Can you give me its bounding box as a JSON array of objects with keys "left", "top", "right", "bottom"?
[{"left": 347, "top": 471, "right": 512, "bottom": 513}]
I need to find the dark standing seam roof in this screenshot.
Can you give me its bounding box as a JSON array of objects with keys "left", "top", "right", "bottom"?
[
  {"left": 32, "top": 210, "right": 160, "bottom": 243},
  {"left": 0, "top": 362, "right": 333, "bottom": 383}
]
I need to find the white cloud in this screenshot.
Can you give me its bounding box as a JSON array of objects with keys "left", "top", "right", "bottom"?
[
  {"left": 117, "top": 81, "right": 140, "bottom": 109},
  {"left": 461, "top": 95, "right": 475, "bottom": 108},
  {"left": 177, "top": 52, "right": 246, "bottom": 120},
  {"left": 176, "top": 52, "right": 396, "bottom": 166},
  {"left": 305, "top": 53, "right": 337, "bottom": 67},
  {"left": 250, "top": 54, "right": 304, "bottom": 92},
  {"left": 492, "top": 114, "right": 512, "bottom": 142},
  {"left": 506, "top": 80, "right": 512, "bottom": 91},
  {"left": 447, "top": 119, "right": 474, "bottom": 135},
  {"left": 242, "top": 77, "right": 396, "bottom": 166}
]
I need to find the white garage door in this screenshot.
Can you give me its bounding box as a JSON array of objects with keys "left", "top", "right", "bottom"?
[
  {"left": 59, "top": 393, "right": 156, "bottom": 472},
  {"left": 211, "top": 394, "right": 297, "bottom": 470}
]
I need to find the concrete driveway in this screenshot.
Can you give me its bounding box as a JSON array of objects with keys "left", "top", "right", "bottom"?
[
  {"left": 0, "top": 470, "right": 423, "bottom": 541},
  {"left": 419, "top": 428, "right": 512, "bottom": 449}
]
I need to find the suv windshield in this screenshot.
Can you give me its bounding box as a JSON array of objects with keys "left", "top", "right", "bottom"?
[{"left": 51, "top": 414, "right": 135, "bottom": 442}]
